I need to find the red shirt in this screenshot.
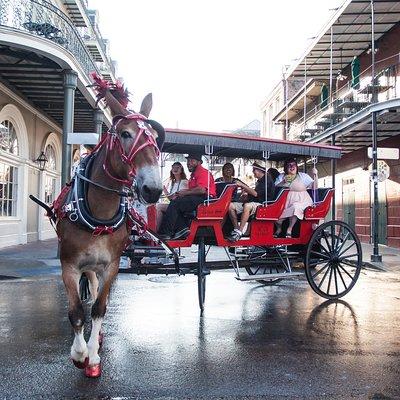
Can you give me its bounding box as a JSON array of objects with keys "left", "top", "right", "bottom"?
[{"left": 189, "top": 164, "right": 216, "bottom": 197}]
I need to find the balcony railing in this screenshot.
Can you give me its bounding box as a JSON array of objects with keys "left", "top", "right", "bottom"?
[
  {"left": 0, "top": 0, "right": 99, "bottom": 76},
  {"left": 285, "top": 54, "right": 400, "bottom": 141}
]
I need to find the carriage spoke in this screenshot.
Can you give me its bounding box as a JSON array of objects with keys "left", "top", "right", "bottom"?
[
  {"left": 317, "top": 264, "right": 331, "bottom": 289},
  {"left": 310, "top": 250, "right": 331, "bottom": 260},
  {"left": 318, "top": 242, "right": 331, "bottom": 257},
  {"left": 339, "top": 259, "right": 358, "bottom": 269},
  {"left": 336, "top": 265, "right": 348, "bottom": 290},
  {"left": 338, "top": 241, "right": 356, "bottom": 258},
  {"left": 309, "top": 259, "right": 327, "bottom": 267},
  {"left": 312, "top": 261, "right": 330, "bottom": 279},
  {"left": 338, "top": 253, "right": 358, "bottom": 261},
  {"left": 326, "top": 265, "right": 333, "bottom": 295},
  {"left": 321, "top": 230, "right": 332, "bottom": 253},
  {"left": 333, "top": 266, "right": 339, "bottom": 295},
  {"left": 336, "top": 231, "right": 350, "bottom": 254},
  {"left": 338, "top": 263, "right": 356, "bottom": 280}
]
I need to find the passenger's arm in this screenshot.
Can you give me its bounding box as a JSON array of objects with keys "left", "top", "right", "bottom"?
[
  {"left": 234, "top": 180, "right": 257, "bottom": 197},
  {"left": 175, "top": 186, "right": 206, "bottom": 197}
]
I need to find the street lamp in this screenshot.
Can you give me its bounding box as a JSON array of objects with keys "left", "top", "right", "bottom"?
[{"left": 35, "top": 151, "right": 48, "bottom": 171}]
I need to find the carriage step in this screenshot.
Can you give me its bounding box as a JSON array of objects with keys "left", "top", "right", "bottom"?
[{"left": 236, "top": 272, "right": 303, "bottom": 281}]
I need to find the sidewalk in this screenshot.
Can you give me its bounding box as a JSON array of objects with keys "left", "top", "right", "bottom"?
[
  {"left": 0, "top": 238, "right": 399, "bottom": 278},
  {"left": 0, "top": 238, "right": 60, "bottom": 278}
]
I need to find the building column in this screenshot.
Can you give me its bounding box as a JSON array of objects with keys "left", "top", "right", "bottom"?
[
  {"left": 94, "top": 108, "right": 104, "bottom": 138},
  {"left": 61, "top": 70, "right": 78, "bottom": 186}
]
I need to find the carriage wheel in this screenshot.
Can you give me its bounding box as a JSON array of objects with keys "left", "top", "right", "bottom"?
[
  {"left": 305, "top": 220, "right": 362, "bottom": 299},
  {"left": 197, "top": 237, "right": 206, "bottom": 314},
  {"left": 244, "top": 247, "right": 288, "bottom": 285}
]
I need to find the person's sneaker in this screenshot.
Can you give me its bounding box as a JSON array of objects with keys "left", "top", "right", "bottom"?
[
  {"left": 173, "top": 227, "right": 190, "bottom": 239},
  {"left": 228, "top": 229, "right": 243, "bottom": 242}
]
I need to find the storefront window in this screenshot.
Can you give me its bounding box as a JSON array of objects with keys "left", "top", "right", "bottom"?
[{"left": 0, "top": 161, "right": 18, "bottom": 217}]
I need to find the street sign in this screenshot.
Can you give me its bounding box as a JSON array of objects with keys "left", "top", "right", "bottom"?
[
  {"left": 367, "top": 147, "right": 399, "bottom": 160},
  {"left": 67, "top": 132, "right": 99, "bottom": 145}
]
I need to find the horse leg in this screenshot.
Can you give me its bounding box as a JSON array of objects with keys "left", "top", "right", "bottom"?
[
  {"left": 62, "top": 267, "right": 88, "bottom": 369},
  {"left": 85, "top": 270, "right": 104, "bottom": 348},
  {"left": 85, "top": 261, "right": 119, "bottom": 378},
  {"left": 85, "top": 271, "right": 99, "bottom": 302}
]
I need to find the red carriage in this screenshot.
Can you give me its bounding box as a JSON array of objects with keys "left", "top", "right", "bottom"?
[{"left": 123, "top": 129, "right": 363, "bottom": 313}]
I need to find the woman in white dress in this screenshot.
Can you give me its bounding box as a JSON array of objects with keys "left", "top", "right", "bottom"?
[
  {"left": 156, "top": 162, "right": 188, "bottom": 231},
  {"left": 274, "top": 158, "right": 317, "bottom": 238}
]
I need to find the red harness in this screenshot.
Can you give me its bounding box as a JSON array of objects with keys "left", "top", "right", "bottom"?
[
  {"left": 52, "top": 112, "right": 160, "bottom": 237},
  {"left": 101, "top": 114, "right": 160, "bottom": 185}
]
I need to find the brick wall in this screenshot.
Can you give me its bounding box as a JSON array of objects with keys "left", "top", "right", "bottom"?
[{"left": 328, "top": 135, "right": 400, "bottom": 247}]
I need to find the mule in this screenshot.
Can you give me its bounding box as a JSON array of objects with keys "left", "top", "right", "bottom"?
[{"left": 57, "top": 76, "right": 162, "bottom": 377}]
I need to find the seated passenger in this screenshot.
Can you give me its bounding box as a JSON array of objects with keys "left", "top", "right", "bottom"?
[
  {"left": 227, "top": 161, "right": 275, "bottom": 241},
  {"left": 156, "top": 162, "right": 188, "bottom": 231},
  {"left": 267, "top": 167, "right": 280, "bottom": 185},
  {"left": 274, "top": 158, "right": 318, "bottom": 238},
  {"left": 215, "top": 162, "right": 240, "bottom": 200},
  {"left": 158, "top": 152, "right": 216, "bottom": 240}
]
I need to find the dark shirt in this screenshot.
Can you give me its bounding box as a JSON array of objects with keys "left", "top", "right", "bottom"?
[
  {"left": 247, "top": 174, "right": 275, "bottom": 203},
  {"left": 215, "top": 177, "right": 239, "bottom": 199}
]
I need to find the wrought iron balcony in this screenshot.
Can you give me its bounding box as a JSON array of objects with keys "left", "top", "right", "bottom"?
[{"left": 0, "top": 0, "right": 99, "bottom": 76}]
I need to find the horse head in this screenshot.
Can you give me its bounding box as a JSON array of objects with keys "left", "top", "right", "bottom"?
[{"left": 91, "top": 74, "right": 163, "bottom": 204}]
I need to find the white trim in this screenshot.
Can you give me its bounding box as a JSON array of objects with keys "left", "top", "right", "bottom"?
[
  {"left": 43, "top": 132, "right": 62, "bottom": 173},
  {"left": 0, "top": 104, "right": 29, "bottom": 159}
]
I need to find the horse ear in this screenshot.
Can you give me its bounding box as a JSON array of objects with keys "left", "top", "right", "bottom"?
[
  {"left": 104, "top": 92, "right": 130, "bottom": 117},
  {"left": 139, "top": 93, "right": 152, "bottom": 117}
]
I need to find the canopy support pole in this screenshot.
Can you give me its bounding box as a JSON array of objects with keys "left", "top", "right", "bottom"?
[
  {"left": 263, "top": 150, "right": 270, "bottom": 201},
  {"left": 331, "top": 132, "right": 336, "bottom": 221},
  {"left": 205, "top": 144, "right": 213, "bottom": 205},
  {"left": 329, "top": 26, "right": 333, "bottom": 104}
]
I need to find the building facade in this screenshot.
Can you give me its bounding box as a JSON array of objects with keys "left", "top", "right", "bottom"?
[
  {"left": 0, "top": 0, "right": 117, "bottom": 248},
  {"left": 261, "top": 0, "right": 400, "bottom": 248}
]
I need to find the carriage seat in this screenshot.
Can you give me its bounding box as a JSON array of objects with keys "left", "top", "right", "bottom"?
[
  {"left": 307, "top": 188, "right": 332, "bottom": 204},
  {"left": 304, "top": 188, "right": 334, "bottom": 220},
  {"left": 254, "top": 188, "right": 290, "bottom": 221},
  {"left": 183, "top": 184, "right": 236, "bottom": 221}
]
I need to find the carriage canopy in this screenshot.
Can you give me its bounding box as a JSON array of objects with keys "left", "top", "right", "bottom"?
[{"left": 163, "top": 128, "right": 341, "bottom": 160}]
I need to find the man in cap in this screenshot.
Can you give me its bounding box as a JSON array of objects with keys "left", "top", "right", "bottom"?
[
  {"left": 228, "top": 160, "right": 274, "bottom": 241},
  {"left": 158, "top": 152, "right": 216, "bottom": 240}
]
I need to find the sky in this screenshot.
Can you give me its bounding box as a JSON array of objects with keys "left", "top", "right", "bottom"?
[{"left": 88, "top": 0, "right": 341, "bottom": 132}]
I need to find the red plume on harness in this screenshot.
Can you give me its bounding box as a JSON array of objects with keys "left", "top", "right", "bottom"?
[{"left": 89, "top": 72, "right": 130, "bottom": 109}]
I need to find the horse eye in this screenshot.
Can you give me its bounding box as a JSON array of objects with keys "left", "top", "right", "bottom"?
[{"left": 121, "top": 131, "right": 132, "bottom": 139}]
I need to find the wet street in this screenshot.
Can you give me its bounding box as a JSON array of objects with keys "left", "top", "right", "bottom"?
[{"left": 0, "top": 260, "right": 400, "bottom": 399}]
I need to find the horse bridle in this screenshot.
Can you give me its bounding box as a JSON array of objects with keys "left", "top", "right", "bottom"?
[{"left": 102, "top": 113, "right": 165, "bottom": 184}]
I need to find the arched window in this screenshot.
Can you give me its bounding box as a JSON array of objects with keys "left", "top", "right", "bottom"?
[
  {"left": 0, "top": 120, "right": 19, "bottom": 155},
  {"left": 0, "top": 120, "right": 20, "bottom": 217},
  {"left": 43, "top": 144, "right": 57, "bottom": 204},
  {"left": 45, "top": 144, "right": 56, "bottom": 171}
]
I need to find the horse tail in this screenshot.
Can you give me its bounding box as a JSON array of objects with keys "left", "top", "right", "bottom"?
[
  {"left": 29, "top": 194, "right": 56, "bottom": 222},
  {"left": 79, "top": 273, "right": 90, "bottom": 301}
]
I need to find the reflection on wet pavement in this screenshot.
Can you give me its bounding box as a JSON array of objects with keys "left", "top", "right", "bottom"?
[{"left": 0, "top": 268, "right": 399, "bottom": 399}]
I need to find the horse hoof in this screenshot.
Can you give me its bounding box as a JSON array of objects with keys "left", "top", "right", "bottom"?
[
  {"left": 98, "top": 332, "right": 104, "bottom": 348},
  {"left": 72, "top": 357, "right": 88, "bottom": 369},
  {"left": 84, "top": 363, "right": 101, "bottom": 378}
]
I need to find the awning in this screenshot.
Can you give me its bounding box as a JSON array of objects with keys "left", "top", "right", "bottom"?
[
  {"left": 308, "top": 98, "right": 400, "bottom": 153},
  {"left": 274, "top": 79, "right": 326, "bottom": 123},
  {"left": 286, "top": 0, "right": 400, "bottom": 81},
  {"left": 163, "top": 128, "right": 342, "bottom": 160}
]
